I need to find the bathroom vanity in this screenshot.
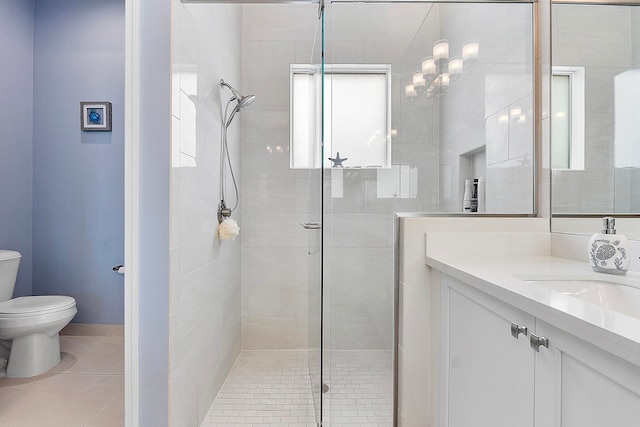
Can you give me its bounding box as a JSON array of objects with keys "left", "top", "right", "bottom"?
[
  {"left": 430, "top": 259, "right": 640, "bottom": 427},
  {"left": 396, "top": 217, "right": 640, "bottom": 427}
]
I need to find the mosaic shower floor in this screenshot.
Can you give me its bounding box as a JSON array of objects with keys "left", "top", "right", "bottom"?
[{"left": 202, "top": 350, "right": 393, "bottom": 427}]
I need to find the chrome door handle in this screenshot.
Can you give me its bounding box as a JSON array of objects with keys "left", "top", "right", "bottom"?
[
  {"left": 510, "top": 323, "right": 528, "bottom": 339},
  {"left": 300, "top": 222, "right": 322, "bottom": 230},
  {"left": 530, "top": 334, "right": 549, "bottom": 352}
]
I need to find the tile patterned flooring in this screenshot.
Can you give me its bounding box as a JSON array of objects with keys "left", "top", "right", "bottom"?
[
  {"left": 326, "top": 350, "right": 393, "bottom": 427},
  {"left": 0, "top": 335, "right": 124, "bottom": 427},
  {"left": 202, "top": 350, "right": 393, "bottom": 427},
  {"left": 202, "top": 351, "right": 317, "bottom": 427},
  {"left": 0, "top": 337, "right": 389, "bottom": 427}
]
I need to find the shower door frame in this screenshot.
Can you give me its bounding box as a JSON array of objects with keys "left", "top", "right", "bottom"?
[{"left": 125, "top": 0, "right": 543, "bottom": 425}]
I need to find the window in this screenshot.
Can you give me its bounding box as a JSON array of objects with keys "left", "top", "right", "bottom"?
[
  {"left": 290, "top": 64, "right": 392, "bottom": 169},
  {"left": 551, "top": 66, "right": 585, "bottom": 170}
]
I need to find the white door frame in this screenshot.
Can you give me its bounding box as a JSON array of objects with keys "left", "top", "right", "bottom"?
[{"left": 124, "top": 0, "right": 140, "bottom": 425}]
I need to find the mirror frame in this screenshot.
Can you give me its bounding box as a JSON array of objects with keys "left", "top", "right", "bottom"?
[{"left": 550, "top": 0, "right": 640, "bottom": 238}]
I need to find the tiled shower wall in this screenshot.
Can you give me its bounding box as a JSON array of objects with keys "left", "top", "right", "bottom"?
[
  {"left": 324, "top": 3, "right": 440, "bottom": 351},
  {"left": 240, "top": 5, "right": 319, "bottom": 350},
  {"left": 437, "top": 3, "right": 535, "bottom": 214},
  {"left": 241, "top": 3, "right": 439, "bottom": 351},
  {"left": 170, "top": 2, "right": 243, "bottom": 425}
]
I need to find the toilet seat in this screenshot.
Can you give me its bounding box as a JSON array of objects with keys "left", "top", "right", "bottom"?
[{"left": 0, "top": 296, "right": 76, "bottom": 318}]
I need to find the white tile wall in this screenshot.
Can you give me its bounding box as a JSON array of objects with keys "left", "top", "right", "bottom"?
[
  {"left": 240, "top": 2, "right": 449, "bottom": 357},
  {"left": 486, "top": 155, "right": 535, "bottom": 214},
  {"left": 435, "top": 3, "right": 535, "bottom": 213},
  {"left": 170, "top": 2, "right": 243, "bottom": 426}
]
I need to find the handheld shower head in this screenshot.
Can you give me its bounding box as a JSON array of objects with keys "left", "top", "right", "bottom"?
[
  {"left": 220, "top": 79, "right": 256, "bottom": 127},
  {"left": 237, "top": 94, "right": 256, "bottom": 110},
  {"left": 218, "top": 79, "right": 256, "bottom": 222}
]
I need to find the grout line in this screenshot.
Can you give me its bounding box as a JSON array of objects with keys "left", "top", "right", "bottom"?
[
  {"left": 0, "top": 378, "right": 40, "bottom": 406},
  {"left": 81, "top": 389, "right": 124, "bottom": 427},
  {"left": 60, "top": 335, "right": 110, "bottom": 359}
]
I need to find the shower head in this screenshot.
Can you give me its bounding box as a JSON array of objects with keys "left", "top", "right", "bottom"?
[
  {"left": 220, "top": 79, "right": 256, "bottom": 127},
  {"left": 236, "top": 94, "right": 256, "bottom": 110},
  {"left": 220, "top": 80, "right": 255, "bottom": 108}
]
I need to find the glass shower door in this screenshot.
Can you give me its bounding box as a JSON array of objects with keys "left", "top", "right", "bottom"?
[{"left": 303, "top": 5, "right": 324, "bottom": 425}]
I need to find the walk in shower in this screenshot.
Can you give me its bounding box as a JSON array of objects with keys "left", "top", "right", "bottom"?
[{"left": 170, "top": 1, "right": 534, "bottom": 425}]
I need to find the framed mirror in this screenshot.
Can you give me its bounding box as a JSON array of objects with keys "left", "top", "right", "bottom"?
[{"left": 551, "top": 1, "right": 640, "bottom": 237}]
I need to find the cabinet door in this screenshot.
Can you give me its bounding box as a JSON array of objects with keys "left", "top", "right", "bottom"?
[
  {"left": 535, "top": 320, "right": 640, "bottom": 427},
  {"left": 442, "top": 275, "right": 535, "bottom": 427}
]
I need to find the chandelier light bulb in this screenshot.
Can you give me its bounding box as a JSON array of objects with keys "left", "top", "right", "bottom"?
[
  {"left": 422, "top": 57, "right": 436, "bottom": 77},
  {"left": 440, "top": 73, "right": 450, "bottom": 88},
  {"left": 433, "top": 39, "right": 449, "bottom": 62},
  {"left": 405, "top": 83, "right": 417, "bottom": 98},
  {"left": 462, "top": 41, "right": 479, "bottom": 62},
  {"left": 413, "top": 71, "right": 426, "bottom": 90},
  {"left": 448, "top": 57, "right": 463, "bottom": 78}
]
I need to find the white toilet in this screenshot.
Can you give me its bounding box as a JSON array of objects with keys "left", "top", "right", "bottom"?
[{"left": 0, "top": 250, "right": 77, "bottom": 378}]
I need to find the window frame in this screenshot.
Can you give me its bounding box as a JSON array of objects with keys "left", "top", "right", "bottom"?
[
  {"left": 289, "top": 63, "right": 392, "bottom": 169},
  {"left": 552, "top": 65, "right": 585, "bottom": 171}
]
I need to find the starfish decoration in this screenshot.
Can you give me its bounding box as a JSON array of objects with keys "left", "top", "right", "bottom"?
[{"left": 328, "top": 152, "right": 348, "bottom": 167}]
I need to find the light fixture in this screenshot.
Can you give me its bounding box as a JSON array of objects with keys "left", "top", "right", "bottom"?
[
  {"left": 433, "top": 39, "right": 449, "bottom": 62},
  {"left": 462, "top": 41, "right": 479, "bottom": 64},
  {"left": 440, "top": 73, "right": 450, "bottom": 88},
  {"left": 448, "top": 57, "right": 463, "bottom": 80},
  {"left": 422, "top": 57, "right": 436, "bottom": 79},
  {"left": 413, "top": 71, "right": 426, "bottom": 91},
  {"left": 405, "top": 83, "right": 417, "bottom": 98},
  {"left": 406, "top": 39, "right": 479, "bottom": 102}
]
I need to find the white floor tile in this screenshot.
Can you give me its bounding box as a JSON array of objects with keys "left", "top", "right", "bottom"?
[
  {"left": 202, "top": 350, "right": 393, "bottom": 427},
  {"left": 0, "top": 335, "right": 124, "bottom": 427}
]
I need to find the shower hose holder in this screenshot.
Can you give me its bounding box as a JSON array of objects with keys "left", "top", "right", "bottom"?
[{"left": 217, "top": 201, "right": 232, "bottom": 224}]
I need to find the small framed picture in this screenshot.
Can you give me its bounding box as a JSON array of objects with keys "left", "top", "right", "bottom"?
[{"left": 81, "top": 102, "right": 112, "bottom": 131}]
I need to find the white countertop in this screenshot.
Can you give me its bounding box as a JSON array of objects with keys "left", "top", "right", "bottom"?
[{"left": 425, "top": 252, "right": 640, "bottom": 367}]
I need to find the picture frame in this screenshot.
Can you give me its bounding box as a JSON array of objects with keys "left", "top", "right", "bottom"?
[{"left": 80, "top": 101, "right": 112, "bottom": 131}]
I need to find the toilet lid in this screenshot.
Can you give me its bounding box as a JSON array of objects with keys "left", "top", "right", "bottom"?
[{"left": 0, "top": 296, "right": 76, "bottom": 317}]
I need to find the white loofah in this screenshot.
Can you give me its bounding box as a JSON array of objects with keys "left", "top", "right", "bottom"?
[{"left": 218, "top": 217, "right": 240, "bottom": 241}]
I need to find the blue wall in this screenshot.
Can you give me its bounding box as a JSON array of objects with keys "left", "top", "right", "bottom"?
[
  {"left": 0, "top": 0, "right": 35, "bottom": 298},
  {"left": 32, "top": 0, "right": 125, "bottom": 324}
]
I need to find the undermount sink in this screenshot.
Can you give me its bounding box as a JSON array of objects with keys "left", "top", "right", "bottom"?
[{"left": 515, "top": 274, "right": 640, "bottom": 320}]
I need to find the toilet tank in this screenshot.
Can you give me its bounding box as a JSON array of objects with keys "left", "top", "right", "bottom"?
[{"left": 0, "top": 251, "right": 21, "bottom": 302}]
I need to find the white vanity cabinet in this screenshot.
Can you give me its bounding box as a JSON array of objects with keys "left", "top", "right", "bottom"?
[
  {"left": 442, "top": 274, "right": 535, "bottom": 427},
  {"left": 441, "top": 274, "right": 640, "bottom": 427},
  {"left": 534, "top": 320, "right": 640, "bottom": 427}
]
